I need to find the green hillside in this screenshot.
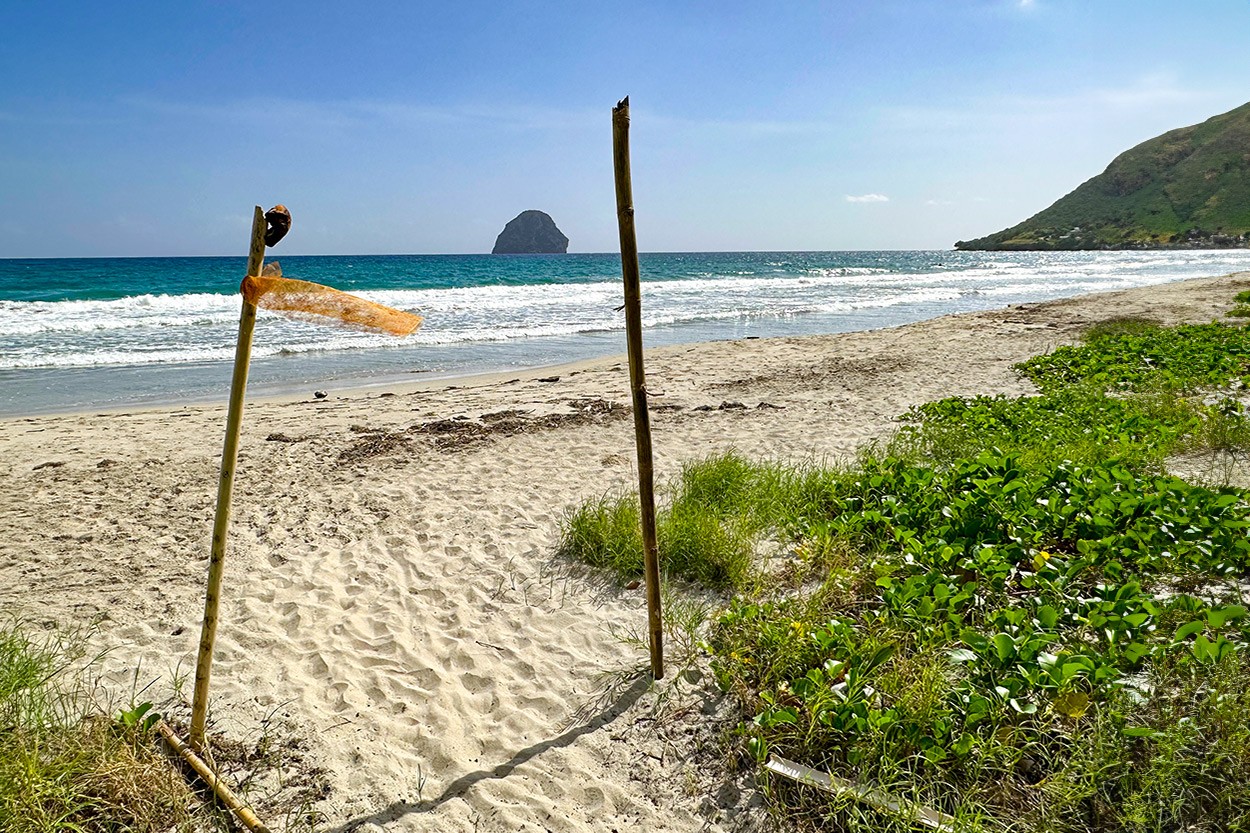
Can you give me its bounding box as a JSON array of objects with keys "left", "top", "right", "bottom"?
[{"left": 956, "top": 101, "right": 1250, "bottom": 250}]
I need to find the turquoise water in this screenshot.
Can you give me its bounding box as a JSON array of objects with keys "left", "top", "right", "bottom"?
[{"left": 4, "top": 250, "right": 1250, "bottom": 414}]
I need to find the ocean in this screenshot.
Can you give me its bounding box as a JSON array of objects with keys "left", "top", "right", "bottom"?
[{"left": 3, "top": 250, "right": 1250, "bottom": 416}]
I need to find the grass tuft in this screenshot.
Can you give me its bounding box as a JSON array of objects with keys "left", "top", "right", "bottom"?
[
  {"left": 557, "top": 453, "right": 858, "bottom": 591},
  {"left": 659, "top": 502, "right": 754, "bottom": 590},
  {"left": 556, "top": 459, "right": 760, "bottom": 590},
  {"left": 556, "top": 493, "right": 643, "bottom": 578},
  {"left": 1225, "top": 289, "right": 1250, "bottom": 318},
  {"left": 1082, "top": 315, "right": 1162, "bottom": 342},
  {"left": 0, "top": 620, "right": 199, "bottom": 833}
]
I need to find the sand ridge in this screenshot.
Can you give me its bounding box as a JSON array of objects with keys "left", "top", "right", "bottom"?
[{"left": 2, "top": 271, "right": 1248, "bottom": 831}]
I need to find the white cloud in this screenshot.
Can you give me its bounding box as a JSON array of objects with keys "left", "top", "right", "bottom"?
[
  {"left": 0, "top": 106, "right": 122, "bottom": 127},
  {"left": 124, "top": 96, "right": 840, "bottom": 138},
  {"left": 845, "top": 193, "right": 889, "bottom": 203},
  {"left": 1018, "top": 0, "right": 1036, "bottom": 9},
  {"left": 881, "top": 72, "right": 1223, "bottom": 132},
  {"left": 642, "top": 110, "right": 838, "bottom": 136},
  {"left": 120, "top": 95, "right": 602, "bottom": 133}
]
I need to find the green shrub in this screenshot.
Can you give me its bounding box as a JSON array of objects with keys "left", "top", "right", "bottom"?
[
  {"left": 887, "top": 385, "right": 1204, "bottom": 471},
  {"left": 1225, "top": 290, "right": 1250, "bottom": 318},
  {"left": 710, "top": 452, "right": 1250, "bottom": 830},
  {"left": 560, "top": 315, "right": 1250, "bottom": 830},
  {"left": 1017, "top": 322, "right": 1250, "bottom": 393}
]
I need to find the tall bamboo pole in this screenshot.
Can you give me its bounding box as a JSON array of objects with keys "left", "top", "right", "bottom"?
[
  {"left": 191, "top": 205, "right": 266, "bottom": 748},
  {"left": 612, "top": 97, "right": 663, "bottom": 679}
]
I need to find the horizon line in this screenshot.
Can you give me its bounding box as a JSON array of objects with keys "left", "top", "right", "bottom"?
[{"left": 1, "top": 247, "right": 970, "bottom": 261}]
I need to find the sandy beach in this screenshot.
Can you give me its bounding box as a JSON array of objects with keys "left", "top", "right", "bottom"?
[{"left": 3, "top": 271, "right": 1248, "bottom": 832}]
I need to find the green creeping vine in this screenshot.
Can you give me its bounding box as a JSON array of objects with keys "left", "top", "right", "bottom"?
[
  {"left": 559, "top": 303, "right": 1250, "bottom": 831},
  {"left": 1016, "top": 321, "right": 1250, "bottom": 393}
]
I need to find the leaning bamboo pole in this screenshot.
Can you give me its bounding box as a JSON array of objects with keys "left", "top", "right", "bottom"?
[
  {"left": 765, "top": 756, "right": 955, "bottom": 830},
  {"left": 190, "top": 205, "right": 267, "bottom": 748},
  {"left": 612, "top": 96, "right": 664, "bottom": 679},
  {"left": 157, "top": 721, "right": 272, "bottom": 833}
]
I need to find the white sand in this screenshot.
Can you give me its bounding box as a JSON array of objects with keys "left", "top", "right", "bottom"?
[{"left": 2, "top": 271, "right": 1248, "bottom": 831}]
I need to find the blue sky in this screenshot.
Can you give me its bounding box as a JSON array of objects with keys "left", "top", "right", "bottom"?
[{"left": 2, "top": 1, "right": 1249, "bottom": 257}]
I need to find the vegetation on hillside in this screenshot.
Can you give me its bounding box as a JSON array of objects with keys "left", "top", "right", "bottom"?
[
  {"left": 560, "top": 307, "right": 1250, "bottom": 831},
  {"left": 956, "top": 101, "right": 1250, "bottom": 250}
]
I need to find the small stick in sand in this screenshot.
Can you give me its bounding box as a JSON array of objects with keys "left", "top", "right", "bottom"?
[
  {"left": 613, "top": 96, "right": 664, "bottom": 679},
  {"left": 157, "top": 720, "right": 272, "bottom": 833}
]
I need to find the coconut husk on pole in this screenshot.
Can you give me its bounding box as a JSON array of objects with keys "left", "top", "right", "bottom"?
[{"left": 612, "top": 96, "right": 664, "bottom": 679}]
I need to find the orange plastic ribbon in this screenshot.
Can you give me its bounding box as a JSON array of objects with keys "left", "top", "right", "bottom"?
[{"left": 240, "top": 275, "right": 422, "bottom": 337}]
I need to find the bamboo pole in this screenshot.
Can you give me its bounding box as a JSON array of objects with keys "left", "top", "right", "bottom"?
[
  {"left": 190, "top": 205, "right": 266, "bottom": 748},
  {"left": 612, "top": 96, "right": 663, "bottom": 680},
  {"left": 765, "top": 756, "right": 955, "bottom": 830},
  {"left": 156, "top": 721, "right": 273, "bottom": 833}
]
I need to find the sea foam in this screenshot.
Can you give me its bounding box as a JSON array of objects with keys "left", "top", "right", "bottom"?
[{"left": 3, "top": 250, "right": 1250, "bottom": 374}]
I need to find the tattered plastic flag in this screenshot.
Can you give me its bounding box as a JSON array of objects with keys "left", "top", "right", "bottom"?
[{"left": 241, "top": 262, "right": 422, "bottom": 336}]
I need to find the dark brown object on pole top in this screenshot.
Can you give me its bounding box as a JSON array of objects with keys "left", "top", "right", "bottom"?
[
  {"left": 612, "top": 96, "right": 664, "bottom": 679},
  {"left": 264, "top": 204, "right": 291, "bottom": 247}
]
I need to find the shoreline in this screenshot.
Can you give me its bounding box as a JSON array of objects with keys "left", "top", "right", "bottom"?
[
  {"left": 3, "top": 270, "right": 1248, "bottom": 832},
  {"left": 0, "top": 267, "right": 1236, "bottom": 422},
  {"left": 0, "top": 357, "right": 625, "bottom": 421},
  {"left": 9, "top": 248, "right": 1250, "bottom": 419}
]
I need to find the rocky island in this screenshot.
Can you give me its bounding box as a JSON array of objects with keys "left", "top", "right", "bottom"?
[
  {"left": 956, "top": 100, "right": 1250, "bottom": 250},
  {"left": 491, "top": 210, "right": 569, "bottom": 254}
]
